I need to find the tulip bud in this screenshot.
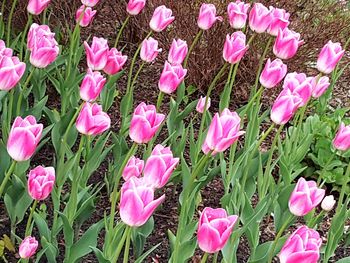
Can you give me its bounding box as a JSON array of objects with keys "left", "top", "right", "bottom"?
[
  {"left": 127, "top": 0, "right": 146, "bottom": 16},
  {"left": 311, "top": 76, "right": 330, "bottom": 98},
  {"left": 273, "top": 28, "right": 304, "bottom": 60},
  {"left": 0, "top": 56, "right": 26, "bottom": 91},
  {"left": 149, "top": 5, "right": 175, "bottom": 32},
  {"left": 80, "top": 69, "right": 106, "bottom": 102},
  {"left": 249, "top": 3, "right": 272, "bottom": 33},
  {"left": 103, "top": 48, "right": 128, "bottom": 75},
  {"left": 122, "top": 156, "right": 144, "bottom": 181},
  {"left": 81, "top": 0, "right": 100, "bottom": 7},
  {"left": 197, "top": 3, "right": 223, "bottom": 30},
  {"left": 158, "top": 61, "right": 187, "bottom": 94},
  {"left": 227, "top": 1, "right": 250, "bottom": 29},
  {"left": 266, "top": 7, "right": 290, "bottom": 36},
  {"left": 140, "top": 37, "right": 162, "bottom": 63},
  {"left": 281, "top": 72, "right": 313, "bottom": 107},
  {"left": 333, "top": 123, "right": 350, "bottom": 151},
  {"left": 321, "top": 195, "right": 336, "bottom": 212},
  {"left": 196, "top": 96, "right": 211, "bottom": 113},
  {"left": 75, "top": 5, "right": 97, "bottom": 27},
  {"left": 223, "top": 31, "right": 248, "bottom": 64},
  {"left": 84, "top": 37, "right": 109, "bottom": 71},
  {"left": 168, "top": 39, "right": 188, "bottom": 65},
  {"left": 317, "top": 40, "right": 345, "bottom": 74},
  {"left": 259, "top": 58, "right": 287, "bottom": 88},
  {"left": 19, "top": 236, "right": 38, "bottom": 259},
  {"left": 28, "top": 166, "right": 55, "bottom": 200},
  {"left": 27, "top": 0, "right": 51, "bottom": 15}
]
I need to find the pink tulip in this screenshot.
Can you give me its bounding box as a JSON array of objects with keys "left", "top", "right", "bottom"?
[
  {"left": 80, "top": 69, "right": 106, "bottom": 102},
  {"left": 143, "top": 144, "right": 179, "bottom": 189},
  {"left": 27, "top": 23, "right": 55, "bottom": 51},
  {"left": 7, "top": 116, "right": 43, "bottom": 162},
  {"left": 149, "top": 5, "right": 175, "bottom": 32},
  {"left": 289, "top": 177, "right": 325, "bottom": 216},
  {"left": 27, "top": 166, "right": 55, "bottom": 200},
  {"left": 321, "top": 195, "right": 336, "bottom": 211},
  {"left": 223, "top": 32, "right": 248, "bottom": 64},
  {"left": 158, "top": 61, "right": 187, "bottom": 94},
  {"left": 0, "top": 40, "right": 13, "bottom": 58},
  {"left": 122, "top": 156, "right": 144, "bottom": 181},
  {"left": 279, "top": 226, "right": 322, "bottom": 263},
  {"left": 281, "top": 72, "right": 313, "bottom": 107},
  {"left": 311, "top": 76, "right": 330, "bottom": 98},
  {"left": 168, "top": 39, "right": 188, "bottom": 65},
  {"left": 27, "top": 0, "right": 51, "bottom": 15},
  {"left": 103, "top": 48, "right": 127, "bottom": 75},
  {"left": 197, "top": 3, "right": 223, "bottom": 30},
  {"left": 273, "top": 28, "right": 304, "bottom": 60},
  {"left": 317, "top": 41, "right": 345, "bottom": 74},
  {"left": 75, "top": 5, "right": 96, "bottom": 27},
  {"left": 127, "top": 0, "right": 146, "bottom": 15},
  {"left": 202, "top": 109, "right": 244, "bottom": 155},
  {"left": 81, "top": 0, "right": 100, "bottom": 7},
  {"left": 120, "top": 176, "right": 165, "bottom": 227},
  {"left": 29, "top": 31, "right": 59, "bottom": 68},
  {"left": 0, "top": 56, "right": 26, "bottom": 91},
  {"left": 197, "top": 207, "right": 238, "bottom": 253},
  {"left": 19, "top": 236, "right": 38, "bottom": 259},
  {"left": 266, "top": 7, "right": 290, "bottom": 36},
  {"left": 129, "top": 102, "right": 165, "bottom": 144},
  {"left": 227, "top": 1, "right": 250, "bottom": 29},
  {"left": 76, "top": 102, "right": 111, "bottom": 136},
  {"left": 249, "top": 3, "right": 272, "bottom": 33},
  {"left": 196, "top": 96, "right": 211, "bottom": 113},
  {"left": 140, "top": 37, "right": 162, "bottom": 63},
  {"left": 84, "top": 37, "right": 109, "bottom": 71},
  {"left": 333, "top": 122, "right": 350, "bottom": 151},
  {"left": 259, "top": 58, "right": 287, "bottom": 88}
]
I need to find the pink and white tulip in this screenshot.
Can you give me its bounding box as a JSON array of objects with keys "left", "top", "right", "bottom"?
[
  {"left": 333, "top": 122, "right": 350, "bottom": 151},
  {"left": 27, "top": 166, "right": 55, "bottom": 200},
  {"left": 317, "top": 41, "right": 345, "bottom": 74},
  {"left": 81, "top": 0, "right": 100, "bottom": 7},
  {"left": 19, "top": 236, "right": 38, "bottom": 259},
  {"left": 249, "top": 3, "right": 272, "bottom": 33},
  {"left": 311, "top": 76, "right": 330, "bottom": 98},
  {"left": 0, "top": 40, "right": 13, "bottom": 58},
  {"left": 80, "top": 69, "right": 106, "bottom": 102},
  {"left": 267, "top": 7, "right": 290, "bottom": 36},
  {"left": 196, "top": 96, "right": 211, "bottom": 113},
  {"left": 103, "top": 48, "right": 128, "bottom": 75},
  {"left": 27, "top": 0, "right": 51, "bottom": 15},
  {"left": 84, "top": 37, "right": 109, "bottom": 71},
  {"left": 0, "top": 56, "right": 26, "bottom": 91},
  {"left": 259, "top": 58, "right": 287, "bottom": 88},
  {"left": 273, "top": 28, "right": 304, "bottom": 60},
  {"left": 158, "top": 61, "right": 187, "bottom": 94},
  {"left": 27, "top": 23, "right": 55, "bottom": 51},
  {"left": 140, "top": 37, "right": 162, "bottom": 63},
  {"left": 281, "top": 72, "right": 313, "bottom": 107},
  {"left": 168, "top": 39, "right": 188, "bottom": 65},
  {"left": 223, "top": 31, "right": 248, "bottom": 64},
  {"left": 122, "top": 156, "right": 144, "bottom": 181},
  {"left": 197, "top": 3, "right": 223, "bottom": 30},
  {"left": 227, "top": 1, "right": 250, "bottom": 29},
  {"left": 127, "top": 0, "right": 146, "bottom": 15},
  {"left": 149, "top": 5, "right": 175, "bottom": 32},
  {"left": 75, "top": 5, "right": 96, "bottom": 27}
]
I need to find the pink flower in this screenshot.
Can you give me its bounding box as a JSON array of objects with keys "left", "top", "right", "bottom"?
[
  {"left": 197, "top": 3, "right": 223, "bottom": 30},
  {"left": 7, "top": 116, "right": 43, "bottom": 162},
  {"left": 27, "top": 166, "right": 55, "bottom": 200},
  {"left": 149, "top": 5, "right": 175, "bottom": 32},
  {"left": 267, "top": 7, "right": 290, "bottom": 36},
  {"left": 0, "top": 56, "right": 26, "bottom": 91},
  {"left": 289, "top": 177, "right": 325, "bottom": 216},
  {"left": 143, "top": 144, "right": 179, "bottom": 189},
  {"left": 259, "top": 58, "right": 287, "bottom": 88},
  {"left": 81, "top": 0, "right": 100, "bottom": 7},
  {"left": 140, "top": 37, "right": 162, "bottom": 63},
  {"left": 19, "top": 236, "right": 38, "bottom": 259},
  {"left": 80, "top": 69, "right": 106, "bottom": 102},
  {"left": 223, "top": 31, "right": 248, "bottom": 64},
  {"left": 0, "top": 40, "right": 13, "bottom": 58},
  {"left": 27, "top": 23, "right": 55, "bottom": 51},
  {"left": 27, "top": 0, "right": 51, "bottom": 15},
  {"left": 76, "top": 102, "right": 111, "bottom": 136},
  {"left": 317, "top": 41, "right": 345, "bottom": 74},
  {"left": 202, "top": 109, "right": 244, "bottom": 155},
  {"left": 279, "top": 226, "right": 322, "bottom": 263},
  {"left": 227, "top": 1, "right": 250, "bottom": 29},
  {"left": 103, "top": 48, "right": 127, "bottom": 75},
  {"left": 127, "top": 0, "right": 146, "bottom": 15},
  {"left": 84, "top": 37, "right": 109, "bottom": 71},
  {"left": 281, "top": 72, "right": 313, "bottom": 107},
  {"left": 197, "top": 207, "right": 238, "bottom": 253},
  {"left": 311, "top": 76, "right": 330, "bottom": 98},
  {"left": 168, "top": 39, "right": 188, "bottom": 65},
  {"left": 158, "top": 61, "right": 187, "bottom": 94},
  {"left": 333, "top": 122, "right": 350, "bottom": 151},
  {"left": 249, "top": 3, "right": 272, "bottom": 33},
  {"left": 122, "top": 156, "right": 144, "bottom": 181},
  {"left": 129, "top": 102, "right": 165, "bottom": 144},
  {"left": 273, "top": 28, "right": 304, "bottom": 60},
  {"left": 196, "top": 96, "right": 211, "bottom": 113},
  {"left": 75, "top": 5, "right": 96, "bottom": 27},
  {"left": 120, "top": 176, "right": 165, "bottom": 227}
]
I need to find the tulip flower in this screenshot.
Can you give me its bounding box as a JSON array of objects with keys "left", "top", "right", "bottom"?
[
  {"left": 0, "top": 56, "right": 26, "bottom": 91},
  {"left": 202, "top": 109, "right": 244, "bottom": 155},
  {"left": 273, "top": 28, "right": 304, "bottom": 60},
  {"left": 279, "top": 226, "right": 322, "bottom": 263},
  {"left": 249, "top": 3, "right": 272, "bottom": 33},
  {"left": 197, "top": 207, "right": 238, "bottom": 253},
  {"left": 311, "top": 76, "right": 330, "bottom": 98},
  {"left": 143, "top": 144, "right": 179, "bottom": 189},
  {"left": 281, "top": 72, "right": 313, "bottom": 107},
  {"left": 103, "top": 48, "right": 127, "bottom": 75},
  {"left": 127, "top": 0, "right": 146, "bottom": 15},
  {"left": 19, "top": 236, "right": 38, "bottom": 259},
  {"left": 0, "top": 39, "right": 13, "bottom": 58},
  {"left": 149, "top": 5, "right": 175, "bottom": 32},
  {"left": 321, "top": 195, "right": 336, "bottom": 212},
  {"left": 75, "top": 5, "right": 96, "bottom": 27},
  {"left": 84, "top": 37, "right": 109, "bottom": 71},
  {"left": 259, "top": 58, "right": 287, "bottom": 88},
  {"left": 196, "top": 96, "right": 211, "bottom": 113},
  {"left": 197, "top": 3, "right": 223, "bottom": 30},
  {"left": 267, "top": 7, "right": 290, "bottom": 36},
  {"left": 7, "top": 116, "right": 43, "bottom": 162},
  {"left": 333, "top": 122, "right": 350, "bottom": 151},
  {"left": 27, "top": 0, "right": 51, "bottom": 15},
  {"left": 227, "top": 1, "right": 250, "bottom": 29},
  {"left": 140, "top": 37, "right": 162, "bottom": 63},
  {"left": 80, "top": 69, "right": 106, "bottom": 102},
  {"left": 129, "top": 102, "right": 165, "bottom": 144},
  {"left": 81, "top": 0, "right": 100, "bottom": 7},
  {"left": 76, "top": 102, "right": 111, "bottom": 136},
  {"left": 120, "top": 176, "right": 165, "bottom": 227},
  {"left": 289, "top": 177, "right": 325, "bottom": 216},
  {"left": 29, "top": 32, "right": 59, "bottom": 68},
  {"left": 158, "top": 61, "right": 187, "bottom": 94},
  {"left": 168, "top": 39, "right": 188, "bottom": 65},
  {"left": 27, "top": 23, "right": 55, "bottom": 51},
  {"left": 122, "top": 156, "right": 144, "bottom": 181},
  {"left": 28, "top": 166, "right": 55, "bottom": 200},
  {"left": 223, "top": 32, "right": 248, "bottom": 64},
  {"left": 317, "top": 40, "right": 345, "bottom": 74}
]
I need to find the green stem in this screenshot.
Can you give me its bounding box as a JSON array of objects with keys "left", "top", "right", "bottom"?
[
  {"left": 114, "top": 16, "right": 130, "bottom": 48},
  {"left": 6, "top": 0, "right": 17, "bottom": 46},
  {"left": 220, "top": 62, "right": 239, "bottom": 111},
  {"left": 130, "top": 62, "right": 145, "bottom": 88},
  {"left": 200, "top": 252, "right": 209, "bottom": 263},
  {"left": 183, "top": 30, "right": 203, "bottom": 68},
  {"left": 112, "top": 225, "right": 128, "bottom": 263},
  {"left": 7, "top": 88, "right": 14, "bottom": 136},
  {"left": 1, "top": 0, "right": 6, "bottom": 18},
  {"left": 24, "top": 200, "right": 38, "bottom": 236},
  {"left": 42, "top": 8, "right": 48, "bottom": 24},
  {"left": 0, "top": 161, "right": 16, "bottom": 198},
  {"left": 20, "top": 14, "right": 32, "bottom": 60},
  {"left": 213, "top": 252, "right": 218, "bottom": 263},
  {"left": 308, "top": 210, "right": 325, "bottom": 229},
  {"left": 257, "top": 123, "right": 275, "bottom": 147},
  {"left": 123, "top": 226, "right": 132, "bottom": 263},
  {"left": 156, "top": 91, "right": 164, "bottom": 111},
  {"left": 17, "top": 68, "right": 36, "bottom": 116},
  {"left": 336, "top": 162, "right": 350, "bottom": 213}
]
